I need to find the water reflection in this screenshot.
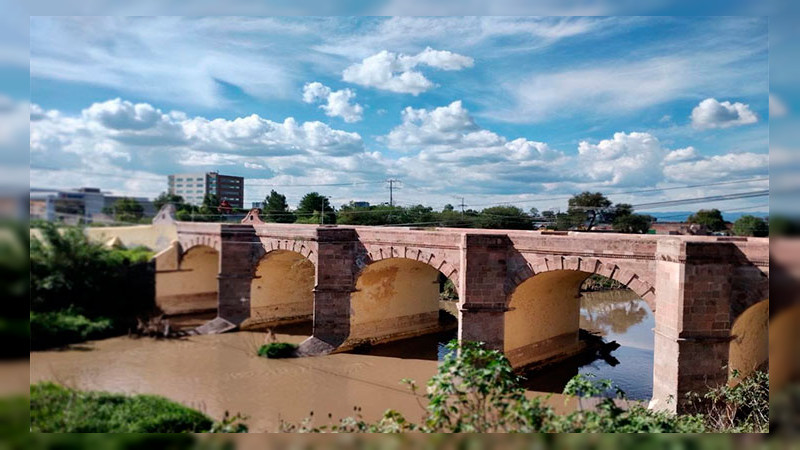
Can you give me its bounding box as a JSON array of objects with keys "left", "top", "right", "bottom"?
[
  {"left": 359, "top": 290, "right": 655, "bottom": 400},
  {"left": 524, "top": 290, "right": 655, "bottom": 400}
]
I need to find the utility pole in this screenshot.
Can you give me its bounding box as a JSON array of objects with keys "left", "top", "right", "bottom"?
[
  {"left": 386, "top": 179, "right": 401, "bottom": 207},
  {"left": 459, "top": 197, "right": 465, "bottom": 214},
  {"left": 320, "top": 196, "right": 326, "bottom": 225}
]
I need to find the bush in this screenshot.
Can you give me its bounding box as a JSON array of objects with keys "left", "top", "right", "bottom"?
[
  {"left": 29, "top": 224, "right": 156, "bottom": 348},
  {"left": 280, "top": 340, "right": 705, "bottom": 433},
  {"left": 30, "top": 310, "right": 114, "bottom": 350},
  {"left": 732, "top": 215, "right": 769, "bottom": 237},
  {"left": 686, "top": 369, "right": 769, "bottom": 432},
  {"left": 258, "top": 342, "right": 298, "bottom": 358},
  {"left": 30, "top": 382, "right": 215, "bottom": 433}
]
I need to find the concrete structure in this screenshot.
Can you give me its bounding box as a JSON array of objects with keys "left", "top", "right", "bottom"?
[
  {"left": 168, "top": 172, "right": 244, "bottom": 209},
  {"left": 152, "top": 208, "right": 768, "bottom": 412},
  {"left": 30, "top": 187, "right": 153, "bottom": 224}
]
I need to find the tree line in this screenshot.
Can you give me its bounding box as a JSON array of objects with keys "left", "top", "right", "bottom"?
[{"left": 138, "top": 190, "right": 769, "bottom": 236}]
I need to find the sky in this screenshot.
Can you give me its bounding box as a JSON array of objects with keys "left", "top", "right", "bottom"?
[{"left": 22, "top": 16, "right": 770, "bottom": 213}]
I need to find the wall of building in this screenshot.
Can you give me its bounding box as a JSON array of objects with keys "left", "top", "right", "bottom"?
[
  {"left": 242, "top": 250, "right": 315, "bottom": 329},
  {"left": 349, "top": 258, "right": 442, "bottom": 344},
  {"left": 504, "top": 270, "right": 587, "bottom": 368},
  {"left": 154, "top": 244, "right": 219, "bottom": 315},
  {"left": 85, "top": 224, "right": 178, "bottom": 251}
]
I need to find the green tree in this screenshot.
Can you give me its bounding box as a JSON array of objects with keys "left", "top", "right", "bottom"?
[
  {"left": 442, "top": 204, "right": 455, "bottom": 212},
  {"left": 153, "top": 192, "right": 185, "bottom": 210},
  {"left": 478, "top": 206, "right": 533, "bottom": 230},
  {"left": 612, "top": 213, "right": 654, "bottom": 234},
  {"left": 732, "top": 215, "right": 768, "bottom": 237},
  {"left": 687, "top": 208, "right": 726, "bottom": 232},
  {"left": 296, "top": 192, "right": 335, "bottom": 224},
  {"left": 108, "top": 197, "right": 144, "bottom": 223},
  {"left": 567, "top": 192, "right": 612, "bottom": 230},
  {"left": 262, "top": 190, "right": 295, "bottom": 223}
]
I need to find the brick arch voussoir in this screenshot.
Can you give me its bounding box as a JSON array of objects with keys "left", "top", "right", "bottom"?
[
  {"left": 506, "top": 255, "right": 656, "bottom": 311},
  {"left": 255, "top": 238, "right": 317, "bottom": 268},
  {"left": 360, "top": 246, "right": 459, "bottom": 286}
]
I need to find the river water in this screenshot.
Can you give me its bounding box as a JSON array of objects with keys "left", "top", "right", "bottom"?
[{"left": 29, "top": 290, "right": 653, "bottom": 431}]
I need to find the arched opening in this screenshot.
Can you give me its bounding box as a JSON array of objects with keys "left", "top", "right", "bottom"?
[
  {"left": 156, "top": 245, "right": 219, "bottom": 317},
  {"left": 347, "top": 258, "right": 459, "bottom": 359},
  {"left": 506, "top": 270, "right": 655, "bottom": 400},
  {"left": 242, "top": 250, "right": 315, "bottom": 330},
  {"left": 729, "top": 299, "right": 768, "bottom": 381}
]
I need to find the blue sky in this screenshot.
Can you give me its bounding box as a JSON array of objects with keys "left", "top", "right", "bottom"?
[{"left": 23, "top": 16, "right": 769, "bottom": 212}]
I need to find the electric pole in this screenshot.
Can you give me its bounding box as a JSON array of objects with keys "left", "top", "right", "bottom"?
[
  {"left": 459, "top": 197, "right": 465, "bottom": 214},
  {"left": 386, "top": 179, "right": 401, "bottom": 207}
]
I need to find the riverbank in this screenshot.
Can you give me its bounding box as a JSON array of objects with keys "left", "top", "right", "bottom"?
[{"left": 30, "top": 328, "right": 605, "bottom": 432}]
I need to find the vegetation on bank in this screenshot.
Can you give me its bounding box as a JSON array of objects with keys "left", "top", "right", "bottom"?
[
  {"left": 31, "top": 382, "right": 213, "bottom": 432},
  {"left": 280, "top": 341, "right": 768, "bottom": 433},
  {"left": 30, "top": 224, "right": 156, "bottom": 350},
  {"left": 0, "top": 221, "right": 30, "bottom": 358},
  {"left": 257, "top": 342, "right": 298, "bottom": 359}
]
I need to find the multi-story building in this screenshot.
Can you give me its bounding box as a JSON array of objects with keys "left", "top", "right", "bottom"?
[
  {"left": 29, "top": 187, "right": 153, "bottom": 224},
  {"left": 167, "top": 172, "right": 244, "bottom": 209}
]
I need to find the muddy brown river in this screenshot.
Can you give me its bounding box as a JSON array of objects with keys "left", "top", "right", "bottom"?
[{"left": 29, "top": 291, "right": 653, "bottom": 432}]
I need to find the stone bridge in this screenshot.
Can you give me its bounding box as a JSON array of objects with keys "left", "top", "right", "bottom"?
[{"left": 153, "top": 210, "right": 769, "bottom": 412}]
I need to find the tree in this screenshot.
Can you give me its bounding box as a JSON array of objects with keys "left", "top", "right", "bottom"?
[
  {"left": 732, "top": 215, "right": 768, "bottom": 237},
  {"left": 153, "top": 192, "right": 186, "bottom": 210},
  {"left": 478, "top": 206, "right": 533, "bottom": 230},
  {"left": 262, "top": 190, "right": 294, "bottom": 223},
  {"left": 612, "top": 213, "right": 654, "bottom": 234},
  {"left": 443, "top": 204, "right": 455, "bottom": 212},
  {"left": 108, "top": 197, "right": 144, "bottom": 223},
  {"left": 687, "top": 209, "right": 726, "bottom": 232},
  {"left": 296, "top": 192, "right": 335, "bottom": 224},
  {"left": 529, "top": 207, "right": 539, "bottom": 217},
  {"left": 567, "top": 192, "right": 612, "bottom": 230}
]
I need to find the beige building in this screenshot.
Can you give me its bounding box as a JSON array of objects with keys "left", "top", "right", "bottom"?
[{"left": 167, "top": 172, "right": 244, "bottom": 209}]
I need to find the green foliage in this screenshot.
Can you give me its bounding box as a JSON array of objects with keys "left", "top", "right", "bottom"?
[
  {"left": 262, "top": 190, "right": 295, "bottom": 223},
  {"left": 281, "top": 340, "right": 708, "bottom": 433},
  {"left": 567, "top": 192, "right": 613, "bottom": 230},
  {"left": 768, "top": 215, "right": 800, "bottom": 236},
  {"left": 732, "top": 215, "right": 768, "bottom": 237},
  {"left": 153, "top": 192, "right": 186, "bottom": 210},
  {"left": 686, "top": 370, "right": 769, "bottom": 432},
  {"left": 29, "top": 224, "right": 155, "bottom": 348},
  {"left": 30, "top": 382, "right": 215, "bottom": 433},
  {"left": 687, "top": 209, "right": 727, "bottom": 232},
  {"left": 0, "top": 221, "right": 30, "bottom": 357},
  {"left": 477, "top": 206, "right": 533, "bottom": 230},
  {"left": 257, "top": 342, "right": 298, "bottom": 358},
  {"left": 30, "top": 310, "right": 114, "bottom": 350},
  {"left": 105, "top": 197, "right": 145, "bottom": 223},
  {"left": 296, "top": 192, "right": 336, "bottom": 224},
  {"left": 613, "top": 213, "right": 654, "bottom": 234}
]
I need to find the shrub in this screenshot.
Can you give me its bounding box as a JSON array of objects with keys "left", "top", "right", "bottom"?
[
  {"left": 30, "top": 310, "right": 114, "bottom": 350},
  {"left": 29, "top": 224, "right": 156, "bottom": 348},
  {"left": 30, "top": 382, "right": 215, "bottom": 433},
  {"left": 258, "top": 342, "right": 297, "bottom": 359},
  {"left": 280, "top": 340, "right": 705, "bottom": 433},
  {"left": 686, "top": 369, "right": 769, "bottom": 432}
]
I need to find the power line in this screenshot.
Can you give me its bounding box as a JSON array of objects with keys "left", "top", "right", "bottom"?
[{"left": 386, "top": 179, "right": 401, "bottom": 207}]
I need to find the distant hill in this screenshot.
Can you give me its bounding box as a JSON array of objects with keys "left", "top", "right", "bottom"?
[{"left": 645, "top": 211, "right": 769, "bottom": 223}]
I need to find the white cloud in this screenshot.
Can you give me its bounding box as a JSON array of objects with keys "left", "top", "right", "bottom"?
[
  {"left": 690, "top": 98, "right": 758, "bottom": 129},
  {"left": 342, "top": 47, "right": 473, "bottom": 95},
  {"left": 769, "top": 93, "right": 788, "bottom": 118},
  {"left": 302, "top": 82, "right": 364, "bottom": 123},
  {"left": 577, "top": 132, "right": 668, "bottom": 187},
  {"left": 664, "top": 146, "right": 700, "bottom": 163},
  {"left": 663, "top": 152, "right": 769, "bottom": 183}
]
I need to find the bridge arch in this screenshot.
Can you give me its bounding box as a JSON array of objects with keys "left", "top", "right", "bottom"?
[
  {"left": 348, "top": 256, "right": 459, "bottom": 346},
  {"left": 728, "top": 298, "right": 768, "bottom": 380},
  {"left": 243, "top": 248, "right": 316, "bottom": 329},
  {"left": 502, "top": 258, "right": 656, "bottom": 385},
  {"left": 364, "top": 246, "right": 459, "bottom": 286},
  {"left": 156, "top": 244, "right": 220, "bottom": 316},
  {"left": 505, "top": 256, "right": 656, "bottom": 312}
]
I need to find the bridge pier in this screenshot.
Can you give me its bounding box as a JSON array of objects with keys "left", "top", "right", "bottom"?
[
  {"left": 299, "top": 228, "right": 358, "bottom": 355},
  {"left": 457, "top": 234, "right": 511, "bottom": 351},
  {"left": 651, "top": 240, "right": 735, "bottom": 413},
  {"left": 217, "top": 225, "right": 259, "bottom": 325}
]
